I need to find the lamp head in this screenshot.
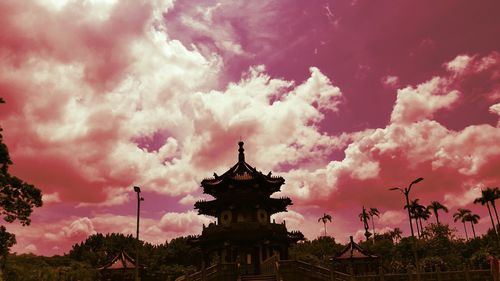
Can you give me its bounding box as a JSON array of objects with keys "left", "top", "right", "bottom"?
[
  {"left": 133, "top": 186, "right": 141, "bottom": 193},
  {"left": 412, "top": 177, "right": 424, "bottom": 185},
  {"left": 389, "top": 187, "right": 400, "bottom": 191}
]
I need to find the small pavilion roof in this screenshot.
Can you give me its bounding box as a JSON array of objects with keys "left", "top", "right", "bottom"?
[
  {"left": 98, "top": 251, "right": 138, "bottom": 270},
  {"left": 335, "top": 236, "right": 377, "bottom": 260}
]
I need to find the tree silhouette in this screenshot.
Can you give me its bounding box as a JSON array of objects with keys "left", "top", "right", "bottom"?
[
  {"left": 463, "top": 212, "right": 480, "bottom": 239},
  {"left": 474, "top": 188, "right": 498, "bottom": 236},
  {"left": 0, "top": 98, "right": 43, "bottom": 259},
  {"left": 368, "top": 208, "right": 380, "bottom": 244},
  {"left": 453, "top": 208, "right": 471, "bottom": 240},
  {"left": 359, "top": 207, "right": 371, "bottom": 241},
  {"left": 416, "top": 206, "right": 430, "bottom": 237},
  {"left": 427, "top": 201, "right": 448, "bottom": 225},
  {"left": 406, "top": 199, "right": 427, "bottom": 237},
  {"left": 317, "top": 213, "right": 332, "bottom": 237},
  {"left": 389, "top": 227, "right": 403, "bottom": 244}
]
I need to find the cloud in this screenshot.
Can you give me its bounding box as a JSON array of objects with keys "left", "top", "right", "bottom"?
[
  {"left": 378, "top": 210, "right": 406, "bottom": 226},
  {"left": 382, "top": 75, "right": 399, "bottom": 88},
  {"left": 445, "top": 54, "right": 473, "bottom": 73},
  {"left": 490, "top": 103, "right": 500, "bottom": 126},
  {"left": 2, "top": 0, "right": 343, "bottom": 208},
  {"left": 390, "top": 77, "right": 460, "bottom": 124},
  {"left": 158, "top": 211, "right": 213, "bottom": 235},
  {"left": 179, "top": 194, "right": 205, "bottom": 206},
  {"left": 4, "top": 0, "right": 500, "bottom": 256},
  {"left": 275, "top": 53, "right": 500, "bottom": 240},
  {"left": 42, "top": 192, "right": 61, "bottom": 204},
  {"left": 24, "top": 244, "right": 38, "bottom": 254}
]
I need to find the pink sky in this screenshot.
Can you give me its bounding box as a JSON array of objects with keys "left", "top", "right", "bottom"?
[{"left": 1, "top": 0, "right": 500, "bottom": 256}]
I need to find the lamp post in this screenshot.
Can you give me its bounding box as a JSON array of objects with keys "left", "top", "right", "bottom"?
[
  {"left": 389, "top": 177, "right": 423, "bottom": 277},
  {"left": 389, "top": 177, "right": 423, "bottom": 239},
  {"left": 133, "top": 186, "right": 144, "bottom": 281}
]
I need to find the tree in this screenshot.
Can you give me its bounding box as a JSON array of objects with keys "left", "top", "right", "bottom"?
[
  {"left": 463, "top": 212, "right": 480, "bottom": 239},
  {"left": 427, "top": 201, "right": 449, "bottom": 225},
  {"left": 414, "top": 204, "right": 431, "bottom": 237},
  {"left": 368, "top": 208, "right": 380, "bottom": 245},
  {"left": 359, "top": 207, "right": 371, "bottom": 241},
  {"left": 453, "top": 208, "right": 471, "bottom": 240},
  {"left": 406, "top": 199, "right": 427, "bottom": 237},
  {"left": 389, "top": 227, "right": 403, "bottom": 244},
  {"left": 0, "top": 98, "right": 43, "bottom": 258},
  {"left": 0, "top": 226, "right": 16, "bottom": 268},
  {"left": 474, "top": 188, "right": 498, "bottom": 235},
  {"left": 317, "top": 213, "right": 332, "bottom": 237},
  {"left": 482, "top": 187, "right": 499, "bottom": 228}
]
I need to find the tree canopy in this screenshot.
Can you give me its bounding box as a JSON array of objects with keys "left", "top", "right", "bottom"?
[{"left": 0, "top": 98, "right": 43, "bottom": 260}]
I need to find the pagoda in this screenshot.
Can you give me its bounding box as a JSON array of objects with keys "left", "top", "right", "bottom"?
[{"left": 193, "top": 142, "right": 301, "bottom": 275}]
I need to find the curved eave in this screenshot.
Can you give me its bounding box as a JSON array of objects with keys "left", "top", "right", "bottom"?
[
  {"left": 194, "top": 200, "right": 221, "bottom": 218},
  {"left": 268, "top": 197, "right": 293, "bottom": 214},
  {"left": 201, "top": 160, "right": 285, "bottom": 186}
]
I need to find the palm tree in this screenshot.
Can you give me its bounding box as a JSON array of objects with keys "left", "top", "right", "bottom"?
[
  {"left": 368, "top": 208, "right": 380, "bottom": 244},
  {"left": 485, "top": 187, "right": 499, "bottom": 227},
  {"left": 427, "top": 201, "right": 449, "bottom": 225},
  {"left": 406, "top": 199, "right": 426, "bottom": 237},
  {"left": 453, "top": 208, "right": 471, "bottom": 240},
  {"left": 415, "top": 207, "right": 431, "bottom": 237},
  {"left": 494, "top": 187, "right": 500, "bottom": 229},
  {"left": 359, "top": 207, "right": 371, "bottom": 241},
  {"left": 474, "top": 188, "right": 498, "bottom": 235},
  {"left": 464, "top": 212, "right": 480, "bottom": 239},
  {"left": 389, "top": 227, "right": 403, "bottom": 244},
  {"left": 318, "top": 213, "right": 332, "bottom": 237}
]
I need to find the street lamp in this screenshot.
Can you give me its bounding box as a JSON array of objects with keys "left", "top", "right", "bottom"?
[
  {"left": 133, "top": 186, "right": 144, "bottom": 281},
  {"left": 389, "top": 177, "right": 423, "bottom": 239}
]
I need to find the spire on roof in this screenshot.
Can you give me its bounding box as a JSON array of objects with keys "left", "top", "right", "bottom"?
[{"left": 238, "top": 141, "right": 245, "bottom": 163}]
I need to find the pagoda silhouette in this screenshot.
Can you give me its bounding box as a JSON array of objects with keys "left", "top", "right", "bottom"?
[{"left": 193, "top": 142, "right": 302, "bottom": 276}]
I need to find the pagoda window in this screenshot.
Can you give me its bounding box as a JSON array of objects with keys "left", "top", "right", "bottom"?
[{"left": 220, "top": 210, "right": 232, "bottom": 225}]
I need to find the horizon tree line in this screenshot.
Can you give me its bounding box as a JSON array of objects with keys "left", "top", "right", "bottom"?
[{"left": 317, "top": 186, "right": 499, "bottom": 242}]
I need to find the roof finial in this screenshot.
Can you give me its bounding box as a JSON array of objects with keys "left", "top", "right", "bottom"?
[{"left": 238, "top": 141, "right": 245, "bottom": 163}]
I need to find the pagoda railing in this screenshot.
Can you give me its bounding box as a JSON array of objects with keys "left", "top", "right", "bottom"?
[
  {"left": 261, "top": 254, "right": 279, "bottom": 276},
  {"left": 278, "top": 260, "right": 334, "bottom": 281},
  {"left": 175, "top": 263, "right": 239, "bottom": 281}
]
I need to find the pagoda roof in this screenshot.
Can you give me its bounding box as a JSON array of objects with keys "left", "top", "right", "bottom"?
[
  {"left": 201, "top": 142, "right": 284, "bottom": 190},
  {"left": 98, "top": 251, "right": 139, "bottom": 270},
  {"left": 335, "top": 236, "right": 377, "bottom": 260},
  {"left": 195, "top": 197, "right": 292, "bottom": 216}
]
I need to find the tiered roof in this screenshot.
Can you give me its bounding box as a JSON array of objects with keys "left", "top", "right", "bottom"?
[
  {"left": 195, "top": 142, "right": 291, "bottom": 217},
  {"left": 98, "top": 251, "right": 138, "bottom": 270},
  {"left": 335, "top": 236, "right": 377, "bottom": 260},
  {"left": 200, "top": 142, "right": 285, "bottom": 196}
]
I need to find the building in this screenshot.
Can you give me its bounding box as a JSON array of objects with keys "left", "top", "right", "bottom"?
[
  {"left": 98, "top": 251, "right": 139, "bottom": 281},
  {"left": 192, "top": 142, "right": 303, "bottom": 275},
  {"left": 331, "top": 236, "right": 379, "bottom": 275}
]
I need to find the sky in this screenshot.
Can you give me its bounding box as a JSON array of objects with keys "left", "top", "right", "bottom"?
[{"left": 1, "top": 0, "right": 500, "bottom": 256}]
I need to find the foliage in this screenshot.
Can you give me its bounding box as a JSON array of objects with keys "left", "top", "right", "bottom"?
[
  {"left": 3, "top": 254, "right": 98, "bottom": 281},
  {"left": 426, "top": 201, "right": 448, "bottom": 225},
  {"left": 0, "top": 98, "right": 43, "bottom": 271},
  {"left": 68, "top": 233, "right": 201, "bottom": 280},
  {"left": 2, "top": 225, "right": 500, "bottom": 279},
  {"left": 289, "top": 236, "right": 343, "bottom": 267},
  {"left": 473, "top": 187, "right": 499, "bottom": 235},
  {"left": 0, "top": 226, "right": 16, "bottom": 265},
  {"left": 317, "top": 213, "right": 332, "bottom": 236},
  {"left": 0, "top": 99, "right": 43, "bottom": 227}
]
